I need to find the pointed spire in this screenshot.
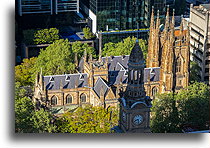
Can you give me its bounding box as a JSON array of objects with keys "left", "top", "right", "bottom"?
[
  {"left": 150, "top": 6, "right": 155, "bottom": 31},
  {"left": 180, "top": 15, "right": 184, "bottom": 33},
  {"left": 171, "top": 9, "right": 175, "bottom": 30},
  {"left": 156, "top": 10, "right": 160, "bottom": 31},
  {"left": 164, "top": 5, "right": 170, "bottom": 32},
  {"left": 74, "top": 53, "right": 78, "bottom": 67}
]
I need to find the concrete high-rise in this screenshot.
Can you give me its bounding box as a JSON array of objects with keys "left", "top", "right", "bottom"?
[{"left": 189, "top": 4, "right": 210, "bottom": 84}]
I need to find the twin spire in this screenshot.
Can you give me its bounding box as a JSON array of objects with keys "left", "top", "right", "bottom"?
[{"left": 149, "top": 5, "right": 175, "bottom": 34}]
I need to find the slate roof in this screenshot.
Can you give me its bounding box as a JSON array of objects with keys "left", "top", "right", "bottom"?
[
  {"left": 44, "top": 73, "right": 88, "bottom": 90},
  {"left": 101, "top": 55, "right": 129, "bottom": 71},
  {"left": 144, "top": 67, "right": 160, "bottom": 82},
  {"left": 44, "top": 56, "right": 161, "bottom": 92},
  {"left": 93, "top": 77, "right": 109, "bottom": 98}
]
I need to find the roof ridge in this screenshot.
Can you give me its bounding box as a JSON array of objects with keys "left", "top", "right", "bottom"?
[{"left": 44, "top": 73, "right": 87, "bottom": 77}]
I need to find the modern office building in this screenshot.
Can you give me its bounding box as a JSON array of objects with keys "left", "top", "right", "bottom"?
[
  {"left": 80, "top": 0, "right": 150, "bottom": 33},
  {"left": 151, "top": 0, "right": 166, "bottom": 18},
  {"left": 17, "top": 0, "right": 79, "bottom": 16},
  {"left": 189, "top": 4, "right": 210, "bottom": 84}
]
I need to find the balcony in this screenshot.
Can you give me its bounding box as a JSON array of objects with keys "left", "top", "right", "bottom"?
[{"left": 20, "top": 0, "right": 52, "bottom": 15}]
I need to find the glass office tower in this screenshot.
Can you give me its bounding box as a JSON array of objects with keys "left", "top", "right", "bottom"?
[{"left": 81, "top": 0, "right": 150, "bottom": 32}]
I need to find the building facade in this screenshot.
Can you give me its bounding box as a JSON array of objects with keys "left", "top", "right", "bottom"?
[
  {"left": 80, "top": 0, "right": 150, "bottom": 33},
  {"left": 33, "top": 7, "right": 190, "bottom": 113},
  {"left": 145, "top": 7, "right": 190, "bottom": 96},
  {"left": 17, "top": 0, "right": 79, "bottom": 16},
  {"left": 189, "top": 4, "right": 210, "bottom": 84}
]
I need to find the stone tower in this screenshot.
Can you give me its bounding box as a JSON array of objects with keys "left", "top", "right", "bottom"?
[
  {"left": 145, "top": 6, "right": 190, "bottom": 96},
  {"left": 118, "top": 41, "right": 152, "bottom": 133}
]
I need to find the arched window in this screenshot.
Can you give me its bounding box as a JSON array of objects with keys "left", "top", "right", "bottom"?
[
  {"left": 152, "top": 87, "right": 158, "bottom": 97},
  {"left": 134, "top": 71, "right": 138, "bottom": 81},
  {"left": 66, "top": 94, "right": 73, "bottom": 104},
  {"left": 80, "top": 93, "right": 86, "bottom": 103},
  {"left": 176, "top": 58, "right": 182, "bottom": 73},
  {"left": 51, "top": 95, "right": 57, "bottom": 105}
]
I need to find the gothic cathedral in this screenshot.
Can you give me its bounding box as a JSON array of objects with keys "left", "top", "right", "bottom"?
[{"left": 145, "top": 7, "right": 190, "bottom": 97}]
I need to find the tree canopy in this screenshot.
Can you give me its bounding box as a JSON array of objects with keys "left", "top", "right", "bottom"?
[
  {"left": 151, "top": 82, "right": 209, "bottom": 133},
  {"left": 34, "top": 39, "right": 75, "bottom": 76},
  {"left": 15, "top": 57, "right": 37, "bottom": 87},
  {"left": 55, "top": 105, "right": 119, "bottom": 133},
  {"left": 15, "top": 82, "right": 56, "bottom": 133},
  {"left": 34, "top": 28, "right": 60, "bottom": 45},
  {"left": 83, "top": 27, "right": 96, "bottom": 39},
  {"left": 102, "top": 37, "right": 148, "bottom": 60}
]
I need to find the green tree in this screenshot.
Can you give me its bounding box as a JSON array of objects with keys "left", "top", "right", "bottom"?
[
  {"left": 15, "top": 57, "right": 37, "bottom": 87},
  {"left": 55, "top": 105, "right": 119, "bottom": 133},
  {"left": 151, "top": 93, "right": 180, "bottom": 133},
  {"left": 83, "top": 27, "right": 96, "bottom": 39},
  {"left": 151, "top": 82, "right": 209, "bottom": 133},
  {"left": 34, "top": 28, "right": 60, "bottom": 45},
  {"left": 15, "top": 82, "right": 56, "bottom": 133},
  {"left": 102, "top": 37, "right": 148, "bottom": 58},
  {"left": 15, "top": 91, "right": 34, "bottom": 133},
  {"left": 31, "top": 109, "right": 56, "bottom": 133},
  {"left": 176, "top": 82, "right": 209, "bottom": 130},
  {"left": 190, "top": 61, "right": 201, "bottom": 83},
  {"left": 72, "top": 41, "right": 96, "bottom": 61},
  {"left": 34, "top": 39, "right": 75, "bottom": 75}
]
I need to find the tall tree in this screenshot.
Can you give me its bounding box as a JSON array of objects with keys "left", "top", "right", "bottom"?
[
  {"left": 151, "top": 82, "right": 209, "bottom": 133},
  {"left": 15, "top": 57, "right": 37, "bottom": 87},
  {"left": 151, "top": 93, "right": 180, "bottom": 133},
  {"left": 176, "top": 82, "right": 209, "bottom": 130},
  {"left": 34, "top": 39, "right": 75, "bottom": 75}
]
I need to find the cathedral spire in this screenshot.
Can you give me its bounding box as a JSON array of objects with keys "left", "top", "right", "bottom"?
[
  {"left": 146, "top": 6, "right": 155, "bottom": 67},
  {"left": 150, "top": 6, "right": 155, "bottom": 31},
  {"left": 153, "top": 10, "right": 160, "bottom": 67},
  {"left": 169, "top": 9, "right": 175, "bottom": 42},
  {"left": 163, "top": 5, "right": 170, "bottom": 36},
  {"left": 180, "top": 15, "right": 184, "bottom": 35},
  {"left": 171, "top": 9, "right": 175, "bottom": 30}
]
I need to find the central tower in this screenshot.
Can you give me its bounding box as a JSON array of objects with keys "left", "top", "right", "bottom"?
[{"left": 118, "top": 40, "right": 152, "bottom": 133}]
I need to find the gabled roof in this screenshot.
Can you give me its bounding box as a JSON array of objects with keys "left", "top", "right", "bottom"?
[
  {"left": 144, "top": 67, "right": 160, "bottom": 82},
  {"left": 93, "top": 77, "right": 109, "bottom": 98},
  {"left": 44, "top": 73, "right": 88, "bottom": 90},
  {"left": 102, "top": 55, "right": 129, "bottom": 71}
]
